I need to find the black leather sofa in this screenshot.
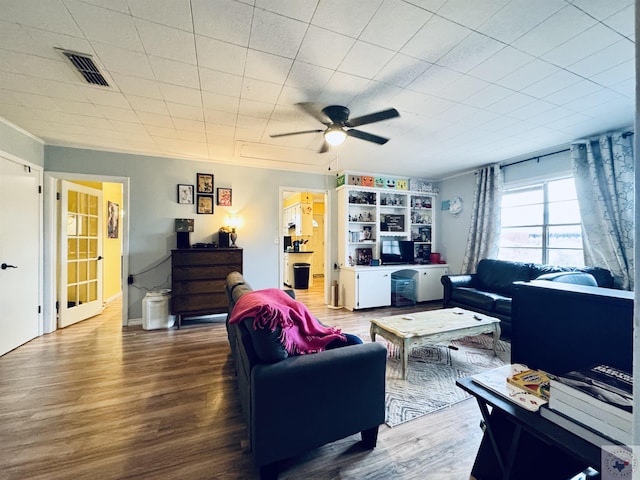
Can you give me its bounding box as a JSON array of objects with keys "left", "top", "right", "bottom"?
[
  {"left": 224, "top": 272, "right": 387, "bottom": 480},
  {"left": 441, "top": 259, "right": 614, "bottom": 337}
]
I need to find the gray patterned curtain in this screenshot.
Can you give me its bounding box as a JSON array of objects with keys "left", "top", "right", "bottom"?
[
  {"left": 570, "top": 130, "right": 634, "bottom": 290},
  {"left": 461, "top": 164, "right": 503, "bottom": 274}
]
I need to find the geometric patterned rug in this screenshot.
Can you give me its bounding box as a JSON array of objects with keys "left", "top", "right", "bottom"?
[{"left": 376, "top": 333, "right": 511, "bottom": 427}]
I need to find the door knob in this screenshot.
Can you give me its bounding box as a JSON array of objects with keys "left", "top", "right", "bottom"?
[{"left": 1, "top": 263, "right": 17, "bottom": 270}]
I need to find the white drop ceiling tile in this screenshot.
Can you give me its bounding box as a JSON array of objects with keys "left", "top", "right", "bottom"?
[
  {"left": 436, "top": 32, "right": 505, "bottom": 73},
  {"left": 408, "top": 64, "right": 463, "bottom": 96},
  {"left": 126, "top": 95, "right": 169, "bottom": 114},
  {"left": 244, "top": 50, "right": 292, "bottom": 85},
  {"left": 435, "top": 103, "right": 478, "bottom": 123},
  {"left": 521, "top": 69, "right": 582, "bottom": 99},
  {"left": 436, "top": 75, "right": 490, "bottom": 102},
  {"left": 235, "top": 126, "right": 263, "bottom": 142},
  {"left": 166, "top": 102, "right": 204, "bottom": 121},
  {"left": 191, "top": 0, "right": 252, "bottom": 46},
  {"left": 241, "top": 77, "right": 282, "bottom": 104},
  {"left": 507, "top": 99, "right": 556, "bottom": 121},
  {"left": 297, "top": 26, "right": 354, "bottom": 70},
  {"left": 195, "top": 36, "right": 247, "bottom": 76},
  {"left": 469, "top": 47, "right": 535, "bottom": 83},
  {"left": 202, "top": 91, "right": 240, "bottom": 114},
  {"left": 96, "top": 105, "right": 139, "bottom": 122},
  {"left": 421, "top": 94, "right": 458, "bottom": 116},
  {"left": 563, "top": 88, "right": 626, "bottom": 112},
  {"left": 199, "top": 68, "right": 243, "bottom": 97},
  {"left": 485, "top": 91, "right": 535, "bottom": 115},
  {"left": 568, "top": 39, "right": 634, "bottom": 78},
  {"left": 338, "top": 41, "right": 395, "bottom": 78},
  {"left": 204, "top": 109, "right": 237, "bottom": 127},
  {"left": 609, "top": 77, "right": 635, "bottom": 98},
  {"left": 311, "top": 0, "right": 382, "bottom": 38},
  {"left": 285, "top": 61, "right": 333, "bottom": 92},
  {"left": 206, "top": 122, "right": 236, "bottom": 137},
  {"left": 249, "top": 9, "right": 307, "bottom": 59},
  {"left": 275, "top": 85, "right": 312, "bottom": 108},
  {"left": 0, "top": 22, "right": 47, "bottom": 57},
  {"left": 255, "top": 0, "right": 318, "bottom": 22},
  {"left": 238, "top": 98, "right": 275, "bottom": 118},
  {"left": 543, "top": 79, "right": 602, "bottom": 106},
  {"left": 92, "top": 43, "right": 155, "bottom": 80},
  {"left": 64, "top": 0, "right": 144, "bottom": 51},
  {"left": 149, "top": 57, "right": 199, "bottom": 89},
  {"left": 359, "top": 0, "right": 432, "bottom": 51},
  {"left": 135, "top": 20, "right": 196, "bottom": 64},
  {"left": 176, "top": 130, "right": 207, "bottom": 143},
  {"left": 477, "top": 0, "right": 566, "bottom": 44},
  {"left": 495, "top": 58, "right": 560, "bottom": 91},
  {"left": 374, "top": 54, "right": 431, "bottom": 88},
  {"left": 0, "top": 0, "right": 83, "bottom": 36},
  {"left": 237, "top": 115, "right": 268, "bottom": 131},
  {"left": 319, "top": 72, "right": 371, "bottom": 103},
  {"left": 401, "top": 15, "right": 471, "bottom": 63},
  {"left": 437, "top": 0, "right": 510, "bottom": 30},
  {"left": 568, "top": 0, "right": 632, "bottom": 21},
  {"left": 107, "top": 120, "right": 149, "bottom": 135},
  {"left": 0, "top": 50, "right": 78, "bottom": 85},
  {"left": 590, "top": 59, "right": 635, "bottom": 88},
  {"left": 542, "top": 112, "right": 592, "bottom": 132},
  {"left": 602, "top": 4, "right": 634, "bottom": 38},
  {"left": 81, "top": 87, "right": 131, "bottom": 109},
  {"left": 127, "top": 0, "right": 194, "bottom": 31},
  {"left": 404, "top": 0, "right": 447, "bottom": 11},
  {"left": 172, "top": 118, "right": 205, "bottom": 133},
  {"left": 111, "top": 73, "right": 163, "bottom": 99},
  {"left": 159, "top": 83, "right": 203, "bottom": 106},
  {"left": 463, "top": 84, "right": 514, "bottom": 109},
  {"left": 10, "top": 91, "right": 58, "bottom": 110},
  {"left": 451, "top": 109, "right": 501, "bottom": 130},
  {"left": 511, "top": 5, "right": 597, "bottom": 57},
  {"left": 138, "top": 113, "right": 175, "bottom": 128},
  {"left": 542, "top": 23, "right": 621, "bottom": 68}
]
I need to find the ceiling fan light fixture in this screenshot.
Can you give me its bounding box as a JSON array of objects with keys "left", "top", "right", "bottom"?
[{"left": 324, "top": 127, "right": 347, "bottom": 146}]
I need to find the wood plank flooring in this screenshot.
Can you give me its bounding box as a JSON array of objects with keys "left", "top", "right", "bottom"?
[{"left": 0, "top": 282, "right": 486, "bottom": 479}]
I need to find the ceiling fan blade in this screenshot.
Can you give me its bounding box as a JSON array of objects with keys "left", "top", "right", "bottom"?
[
  {"left": 346, "top": 129, "right": 389, "bottom": 145},
  {"left": 296, "top": 102, "right": 331, "bottom": 126},
  {"left": 270, "top": 129, "right": 324, "bottom": 138},
  {"left": 318, "top": 140, "right": 330, "bottom": 154},
  {"left": 345, "top": 108, "right": 399, "bottom": 128}
]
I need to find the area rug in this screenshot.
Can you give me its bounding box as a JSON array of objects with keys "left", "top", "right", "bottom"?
[{"left": 374, "top": 334, "right": 511, "bottom": 427}]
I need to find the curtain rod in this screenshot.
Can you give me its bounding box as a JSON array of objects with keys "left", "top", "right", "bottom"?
[{"left": 500, "top": 148, "right": 570, "bottom": 169}]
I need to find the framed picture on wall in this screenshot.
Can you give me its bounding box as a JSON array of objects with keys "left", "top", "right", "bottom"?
[
  {"left": 107, "top": 201, "right": 119, "bottom": 238},
  {"left": 217, "top": 187, "right": 232, "bottom": 206},
  {"left": 197, "top": 195, "right": 214, "bottom": 214},
  {"left": 177, "top": 184, "right": 194, "bottom": 204},
  {"left": 197, "top": 173, "right": 214, "bottom": 194}
]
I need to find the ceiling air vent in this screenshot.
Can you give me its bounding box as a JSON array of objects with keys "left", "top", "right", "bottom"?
[{"left": 58, "top": 49, "right": 109, "bottom": 87}]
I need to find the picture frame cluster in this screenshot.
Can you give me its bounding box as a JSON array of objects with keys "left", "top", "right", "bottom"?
[{"left": 176, "top": 173, "right": 232, "bottom": 214}]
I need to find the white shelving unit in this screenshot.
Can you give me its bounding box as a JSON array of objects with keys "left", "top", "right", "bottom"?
[{"left": 337, "top": 184, "right": 447, "bottom": 310}]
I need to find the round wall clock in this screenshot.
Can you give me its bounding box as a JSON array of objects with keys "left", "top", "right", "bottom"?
[{"left": 449, "top": 196, "right": 463, "bottom": 216}]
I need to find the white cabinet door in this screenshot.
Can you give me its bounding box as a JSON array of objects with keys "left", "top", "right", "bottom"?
[
  {"left": 417, "top": 266, "right": 449, "bottom": 302},
  {"left": 357, "top": 269, "right": 391, "bottom": 309}
]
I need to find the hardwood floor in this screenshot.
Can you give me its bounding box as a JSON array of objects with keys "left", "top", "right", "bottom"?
[{"left": 0, "top": 282, "right": 486, "bottom": 480}]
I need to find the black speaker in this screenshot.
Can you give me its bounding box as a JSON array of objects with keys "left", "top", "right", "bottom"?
[
  {"left": 218, "top": 231, "right": 230, "bottom": 248},
  {"left": 177, "top": 232, "right": 190, "bottom": 249}
]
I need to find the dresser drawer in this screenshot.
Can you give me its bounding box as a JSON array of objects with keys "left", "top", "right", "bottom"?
[
  {"left": 171, "top": 292, "right": 228, "bottom": 314},
  {"left": 172, "top": 265, "right": 238, "bottom": 282},
  {"left": 172, "top": 249, "right": 242, "bottom": 267},
  {"left": 172, "top": 278, "right": 225, "bottom": 295}
]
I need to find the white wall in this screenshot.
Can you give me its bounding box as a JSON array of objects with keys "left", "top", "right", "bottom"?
[{"left": 44, "top": 146, "right": 336, "bottom": 318}]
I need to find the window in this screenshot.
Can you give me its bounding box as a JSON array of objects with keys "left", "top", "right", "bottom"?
[{"left": 498, "top": 177, "right": 584, "bottom": 265}]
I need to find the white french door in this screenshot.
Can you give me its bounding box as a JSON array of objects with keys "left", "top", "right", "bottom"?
[
  {"left": 0, "top": 155, "right": 40, "bottom": 356},
  {"left": 58, "top": 181, "right": 103, "bottom": 328}
]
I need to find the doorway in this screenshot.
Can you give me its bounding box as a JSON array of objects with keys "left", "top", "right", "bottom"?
[
  {"left": 44, "top": 172, "right": 129, "bottom": 332},
  {"left": 280, "top": 188, "right": 329, "bottom": 304}
]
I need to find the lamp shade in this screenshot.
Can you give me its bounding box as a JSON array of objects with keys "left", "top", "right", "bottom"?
[{"left": 324, "top": 127, "right": 347, "bottom": 146}]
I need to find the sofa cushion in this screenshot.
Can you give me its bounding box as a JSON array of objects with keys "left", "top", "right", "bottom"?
[
  {"left": 242, "top": 317, "right": 288, "bottom": 364},
  {"left": 494, "top": 297, "right": 512, "bottom": 316},
  {"left": 476, "top": 259, "right": 533, "bottom": 295},
  {"left": 450, "top": 287, "right": 502, "bottom": 311},
  {"left": 536, "top": 271, "right": 597, "bottom": 286}
]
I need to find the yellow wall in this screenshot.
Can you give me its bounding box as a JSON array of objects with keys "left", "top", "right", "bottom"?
[{"left": 73, "top": 181, "right": 122, "bottom": 301}]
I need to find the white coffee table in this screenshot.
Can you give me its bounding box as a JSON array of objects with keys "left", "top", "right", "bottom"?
[{"left": 370, "top": 308, "right": 501, "bottom": 379}]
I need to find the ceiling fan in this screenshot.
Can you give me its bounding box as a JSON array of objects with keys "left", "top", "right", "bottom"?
[{"left": 270, "top": 104, "right": 400, "bottom": 153}]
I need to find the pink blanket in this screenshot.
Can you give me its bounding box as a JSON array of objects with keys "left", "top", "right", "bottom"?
[{"left": 228, "top": 288, "right": 345, "bottom": 355}]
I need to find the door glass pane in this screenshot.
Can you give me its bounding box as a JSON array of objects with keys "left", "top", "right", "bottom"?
[
  {"left": 68, "top": 238, "right": 78, "bottom": 260},
  {"left": 67, "top": 285, "right": 77, "bottom": 307},
  {"left": 79, "top": 239, "right": 88, "bottom": 259},
  {"left": 89, "top": 194, "right": 98, "bottom": 215},
  {"left": 78, "top": 260, "right": 88, "bottom": 282},
  {"left": 67, "top": 214, "right": 77, "bottom": 235},
  {"left": 89, "top": 259, "right": 97, "bottom": 279},
  {"left": 79, "top": 193, "right": 88, "bottom": 214},
  {"left": 67, "top": 262, "right": 77, "bottom": 284},
  {"left": 68, "top": 191, "right": 78, "bottom": 213},
  {"left": 89, "top": 239, "right": 97, "bottom": 258},
  {"left": 89, "top": 217, "right": 98, "bottom": 236},
  {"left": 79, "top": 283, "right": 88, "bottom": 303},
  {"left": 88, "top": 281, "right": 98, "bottom": 302}
]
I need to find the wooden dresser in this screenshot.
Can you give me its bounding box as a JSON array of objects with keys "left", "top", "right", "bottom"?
[{"left": 171, "top": 248, "right": 243, "bottom": 328}]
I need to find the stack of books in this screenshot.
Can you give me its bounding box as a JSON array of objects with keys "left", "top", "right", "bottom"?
[
  {"left": 471, "top": 364, "right": 550, "bottom": 412},
  {"left": 540, "top": 364, "right": 632, "bottom": 446}
]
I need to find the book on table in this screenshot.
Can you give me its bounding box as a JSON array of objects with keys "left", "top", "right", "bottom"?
[
  {"left": 549, "top": 387, "right": 631, "bottom": 431},
  {"left": 471, "top": 364, "right": 548, "bottom": 412},
  {"left": 507, "top": 368, "right": 550, "bottom": 400},
  {"left": 550, "top": 364, "right": 632, "bottom": 419},
  {"left": 539, "top": 405, "right": 626, "bottom": 448}
]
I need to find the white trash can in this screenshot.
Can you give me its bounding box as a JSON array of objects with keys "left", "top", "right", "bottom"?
[{"left": 142, "top": 289, "right": 176, "bottom": 330}]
